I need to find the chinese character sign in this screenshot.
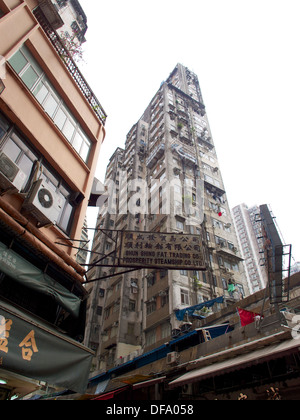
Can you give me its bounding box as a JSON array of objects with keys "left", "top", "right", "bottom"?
[
  {"left": 19, "top": 330, "right": 39, "bottom": 361},
  {"left": 0, "top": 315, "right": 38, "bottom": 361},
  {"left": 119, "top": 231, "right": 206, "bottom": 270},
  {"left": 0, "top": 305, "right": 93, "bottom": 393},
  {"left": 0, "top": 315, "right": 12, "bottom": 354}
]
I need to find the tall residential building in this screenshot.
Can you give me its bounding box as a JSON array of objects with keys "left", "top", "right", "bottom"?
[
  {"left": 291, "top": 262, "right": 300, "bottom": 275},
  {"left": 76, "top": 216, "right": 89, "bottom": 266},
  {"left": 232, "top": 204, "right": 268, "bottom": 294},
  {"left": 85, "top": 64, "right": 248, "bottom": 372},
  {"left": 0, "top": 0, "right": 106, "bottom": 398},
  {"left": 55, "top": 0, "right": 88, "bottom": 44}
]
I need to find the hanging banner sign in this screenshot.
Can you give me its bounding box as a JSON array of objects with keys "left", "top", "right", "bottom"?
[
  {"left": 0, "top": 302, "right": 94, "bottom": 394},
  {"left": 119, "top": 231, "right": 206, "bottom": 270}
]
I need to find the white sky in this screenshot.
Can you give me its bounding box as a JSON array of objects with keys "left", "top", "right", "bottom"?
[{"left": 79, "top": 0, "right": 300, "bottom": 263}]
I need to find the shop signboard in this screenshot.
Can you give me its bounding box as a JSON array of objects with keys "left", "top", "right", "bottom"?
[{"left": 118, "top": 231, "right": 206, "bottom": 271}]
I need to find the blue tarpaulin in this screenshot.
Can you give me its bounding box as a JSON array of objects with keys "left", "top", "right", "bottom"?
[{"left": 175, "top": 296, "right": 224, "bottom": 321}]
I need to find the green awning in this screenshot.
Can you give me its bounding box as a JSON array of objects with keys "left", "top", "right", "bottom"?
[
  {"left": 0, "top": 300, "right": 94, "bottom": 393},
  {"left": 0, "top": 241, "right": 81, "bottom": 317}
]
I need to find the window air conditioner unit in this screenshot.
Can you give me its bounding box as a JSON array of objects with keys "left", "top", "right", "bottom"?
[
  {"left": 171, "top": 329, "right": 181, "bottom": 339},
  {"left": 0, "top": 152, "right": 26, "bottom": 192},
  {"left": 115, "top": 358, "right": 124, "bottom": 367},
  {"left": 166, "top": 352, "right": 179, "bottom": 365},
  {"left": 22, "top": 179, "right": 63, "bottom": 226},
  {"left": 180, "top": 322, "right": 192, "bottom": 333}
]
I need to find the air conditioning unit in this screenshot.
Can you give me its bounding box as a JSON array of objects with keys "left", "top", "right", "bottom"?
[
  {"left": 123, "top": 354, "right": 131, "bottom": 363},
  {"left": 171, "top": 329, "right": 181, "bottom": 339},
  {"left": 22, "top": 179, "right": 63, "bottom": 226},
  {"left": 180, "top": 322, "right": 192, "bottom": 333},
  {"left": 166, "top": 352, "right": 179, "bottom": 365},
  {"left": 115, "top": 358, "right": 124, "bottom": 367},
  {"left": 0, "top": 152, "right": 26, "bottom": 193}
]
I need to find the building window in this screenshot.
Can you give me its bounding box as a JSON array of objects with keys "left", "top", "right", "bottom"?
[
  {"left": 39, "top": 164, "right": 75, "bottom": 233},
  {"left": 161, "top": 291, "right": 169, "bottom": 308},
  {"left": 113, "top": 302, "right": 120, "bottom": 313},
  {"left": 160, "top": 269, "right": 168, "bottom": 278},
  {"left": 146, "top": 300, "right": 156, "bottom": 315},
  {"left": 147, "top": 273, "right": 156, "bottom": 288},
  {"left": 129, "top": 300, "right": 136, "bottom": 312},
  {"left": 228, "top": 242, "right": 236, "bottom": 251},
  {"left": 0, "top": 113, "right": 9, "bottom": 140},
  {"left": 215, "top": 236, "right": 227, "bottom": 248},
  {"left": 180, "top": 269, "right": 188, "bottom": 276},
  {"left": 56, "top": 0, "right": 68, "bottom": 8},
  {"left": 8, "top": 45, "right": 92, "bottom": 163},
  {"left": 145, "top": 329, "right": 156, "bottom": 347},
  {"left": 1, "top": 129, "right": 38, "bottom": 189},
  {"left": 161, "top": 322, "right": 171, "bottom": 339},
  {"left": 176, "top": 219, "right": 184, "bottom": 230},
  {"left": 236, "top": 284, "right": 245, "bottom": 297},
  {"left": 104, "top": 307, "right": 110, "bottom": 320},
  {"left": 180, "top": 288, "right": 189, "bottom": 305},
  {"left": 212, "top": 218, "right": 223, "bottom": 230},
  {"left": 127, "top": 323, "right": 135, "bottom": 336},
  {"left": 212, "top": 275, "right": 217, "bottom": 287},
  {"left": 222, "top": 278, "right": 227, "bottom": 290},
  {"left": 0, "top": 112, "right": 77, "bottom": 235}
]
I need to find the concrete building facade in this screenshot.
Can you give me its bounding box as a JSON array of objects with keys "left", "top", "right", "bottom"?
[
  {"left": 84, "top": 272, "right": 300, "bottom": 402},
  {"left": 85, "top": 64, "right": 249, "bottom": 372},
  {"left": 232, "top": 203, "right": 269, "bottom": 293}
]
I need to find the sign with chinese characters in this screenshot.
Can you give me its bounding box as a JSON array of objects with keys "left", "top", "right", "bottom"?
[
  {"left": 0, "top": 303, "right": 94, "bottom": 394},
  {"left": 119, "top": 231, "right": 206, "bottom": 270}
]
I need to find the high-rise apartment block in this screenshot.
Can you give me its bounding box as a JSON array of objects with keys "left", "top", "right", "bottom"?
[
  {"left": 85, "top": 64, "right": 249, "bottom": 372},
  {"left": 232, "top": 204, "right": 268, "bottom": 294}
]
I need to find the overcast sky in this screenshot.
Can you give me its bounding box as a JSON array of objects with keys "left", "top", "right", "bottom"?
[{"left": 79, "top": 0, "right": 300, "bottom": 263}]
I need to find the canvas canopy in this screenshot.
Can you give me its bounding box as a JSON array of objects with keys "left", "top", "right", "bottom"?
[
  {"left": 0, "top": 300, "right": 93, "bottom": 393},
  {"left": 0, "top": 241, "right": 81, "bottom": 317}
]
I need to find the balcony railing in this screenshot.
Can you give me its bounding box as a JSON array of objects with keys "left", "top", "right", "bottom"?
[
  {"left": 34, "top": 7, "right": 107, "bottom": 126},
  {"left": 147, "top": 143, "right": 165, "bottom": 168}
]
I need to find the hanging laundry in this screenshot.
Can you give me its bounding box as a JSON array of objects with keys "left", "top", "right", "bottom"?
[
  {"left": 237, "top": 308, "right": 262, "bottom": 327},
  {"left": 228, "top": 283, "right": 236, "bottom": 293}
]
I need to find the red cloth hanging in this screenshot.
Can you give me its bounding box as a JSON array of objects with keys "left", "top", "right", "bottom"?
[{"left": 237, "top": 308, "right": 261, "bottom": 327}]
